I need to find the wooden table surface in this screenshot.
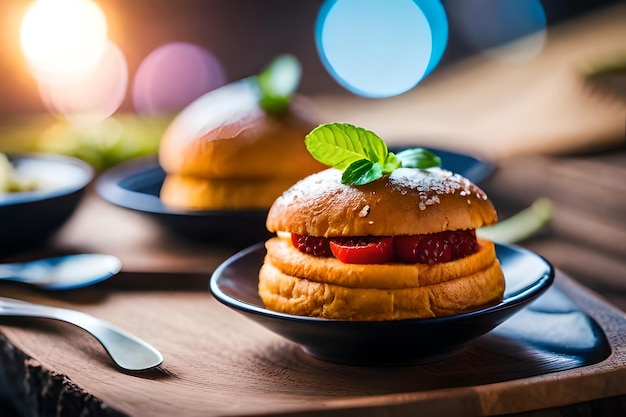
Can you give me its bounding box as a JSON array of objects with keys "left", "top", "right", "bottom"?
[
  {"left": 0, "top": 146, "right": 625, "bottom": 417},
  {"left": 1, "top": 5, "right": 625, "bottom": 416}
]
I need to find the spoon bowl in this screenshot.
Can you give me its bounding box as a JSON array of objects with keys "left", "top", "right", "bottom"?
[{"left": 0, "top": 254, "right": 122, "bottom": 290}]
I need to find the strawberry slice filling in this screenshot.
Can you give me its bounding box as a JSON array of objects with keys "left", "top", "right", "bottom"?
[{"left": 291, "top": 230, "right": 478, "bottom": 265}]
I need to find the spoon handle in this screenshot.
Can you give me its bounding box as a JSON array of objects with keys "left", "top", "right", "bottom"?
[{"left": 0, "top": 297, "right": 163, "bottom": 372}]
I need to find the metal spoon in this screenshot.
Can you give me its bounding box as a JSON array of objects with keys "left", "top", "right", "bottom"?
[
  {"left": 0, "top": 296, "right": 163, "bottom": 372},
  {"left": 0, "top": 254, "right": 121, "bottom": 290}
]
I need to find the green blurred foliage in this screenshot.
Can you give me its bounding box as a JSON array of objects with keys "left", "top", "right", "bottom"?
[{"left": 0, "top": 114, "right": 172, "bottom": 171}]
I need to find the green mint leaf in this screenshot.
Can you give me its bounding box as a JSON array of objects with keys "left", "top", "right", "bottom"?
[
  {"left": 305, "top": 123, "right": 391, "bottom": 170},
  {"left": 305, "top": 123, "right": 443, "bottom": 186},
  {"left": 396, "top": 148, "right": 441, "bottom": 169},
  {"left": 341, "top": 159, "right": 383, "bottom": 185},
  {"left": 257, "top": 54, "right": 301, "bottom": 115},
  {"left": 381, "top": 152, "right": 401, "bottom": 174}
]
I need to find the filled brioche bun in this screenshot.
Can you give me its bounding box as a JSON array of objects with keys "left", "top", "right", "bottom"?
[
  {"left": 158, "top": 79, "right": 324, "bottom": 210},
  {"left": 259, "top": 167, "right": 505, "bottom": 320}
]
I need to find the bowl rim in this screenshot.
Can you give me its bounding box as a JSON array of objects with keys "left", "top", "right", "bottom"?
[
  {"left": 1, "top": 152, "right": 94, "bottom": 206},
  {"left": 95, "top": 156, "right": 269, "bottom": 217},
  {"left": 209, "top": 241, "right": 555, "bottom": 325}
]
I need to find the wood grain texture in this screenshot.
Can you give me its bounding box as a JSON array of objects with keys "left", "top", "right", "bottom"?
[
  {"left": 0, "top": 340, "right": 125, "bottom": 417},
  {"left": 0, "top": 269, "right": 625, "bottom": 417},
  {"left": 479, "top": 149, "right": 626, "bottom": 292},
  {"left": 0, "top": 139, "right": 624, "bottom": 417}
]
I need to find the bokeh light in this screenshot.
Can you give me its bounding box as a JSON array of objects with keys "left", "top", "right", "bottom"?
[
  {"left": 20, "top": 0, "right": 108, "bottom": 79},
  {"left": 19, "top": 0, "right": 128, "bottom": 123},
  {"left": 315, "top": 0, "right": 448, "bottom": 98},
  {"left": 418, "top": 0, "right": 449, "bottom": 76},
  {"left": 445, "top": 0, "right": 547, "bottom": 62},
  {"left": 132, "top": 42, "right": 227, "bottom": 115},
  {"left": 36, "top": 40, "right": 128, "bottom": 124}
]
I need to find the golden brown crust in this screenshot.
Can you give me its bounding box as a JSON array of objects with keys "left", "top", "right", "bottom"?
[
  {"left": 160, "top": 175, "right": 302, "bottom": 210},
  {"left": 264, "top": 236, "right": 499, "bottom": 288},
  {"left": 158, "top": 85, "right": 324, "bottom": 179},
  {"left": 258, "top": 259, "right": 505, "bottom": 320},
  {"left": 157, "top": 80, "right": 324, "bottom": 210},
  {"left": 266, "top": 168, "right": 498, "bottom": 236}
]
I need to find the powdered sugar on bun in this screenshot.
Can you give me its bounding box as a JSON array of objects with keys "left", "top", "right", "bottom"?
[{"left": 266, "top": 167, "right": 497, "bottom": 237}]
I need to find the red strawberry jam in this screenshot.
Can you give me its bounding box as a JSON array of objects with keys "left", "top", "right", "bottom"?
[
  {"left": 291, "top": 234, "right": 333, "bottom": 257},
  {"left": 291, "top": 230, "right": 478, "bottom": 265},
  {"left": 394, "top": 229, "right": 477, "bottom": 265}
]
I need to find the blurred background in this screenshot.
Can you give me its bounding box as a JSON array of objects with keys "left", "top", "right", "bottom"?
[
  {"left": 0, "top": 0, "right": 619, "bottom": 113},
  {"left": 0, "top": 0, "right": 623, "bottom": 168}
]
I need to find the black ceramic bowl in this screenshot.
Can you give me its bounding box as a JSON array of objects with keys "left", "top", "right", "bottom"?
[
  {"left": 210, "top": 243, "right": 554, "bottom": 366},
  {"left": 95, "top": 157, "right": 271, "bottom": 246},
  {"left": 0, "top": 153, "right": 94, "bottom": 253},
  {"left": 95, "top": 148, "right": 494, "bottom": 246}
]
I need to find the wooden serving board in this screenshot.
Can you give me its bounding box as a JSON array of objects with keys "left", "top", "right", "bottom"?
[{"left": 0, "top": 268, "right": 625, "bottom": 417}]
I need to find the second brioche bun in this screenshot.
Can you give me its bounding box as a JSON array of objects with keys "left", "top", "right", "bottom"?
[
  {"left": 158, "top": 79, "right": 325, "bottom": 210},
  {"left": 159, "top": 175, "right": 300, "bottom": 210},
  {"left": 259, "top": 167, "right": 505, "bottom": 320}
]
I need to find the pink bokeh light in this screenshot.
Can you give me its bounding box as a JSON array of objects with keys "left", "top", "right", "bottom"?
[{"left": 132, "top": 42, "right": 227, "bottom": 115}]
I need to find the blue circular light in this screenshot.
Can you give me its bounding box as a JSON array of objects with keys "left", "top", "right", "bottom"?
[
  {"left": 417, "top": 0, "right": 448, "bottom": 76},
  {"left": 315, "top": 0, "right": 448, "bottom": 98}
]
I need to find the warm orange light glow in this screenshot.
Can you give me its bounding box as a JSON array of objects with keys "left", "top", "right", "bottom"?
[
  {"left": 20, "top": 0, "right": 108, "bottom": 79},
  {"left": 18, "top": 0, "right": 128, "bottom": 123},
  {"left": 38, "top": 40, "right": 128, "bottom": 124}
]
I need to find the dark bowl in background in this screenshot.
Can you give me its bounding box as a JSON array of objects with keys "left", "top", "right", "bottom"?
[
  {"left": 0, "top": 153, "right": 94, "bottom": 253},
  {"left": 95, "top": 156, "right": 271, "bottom": 247}
]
